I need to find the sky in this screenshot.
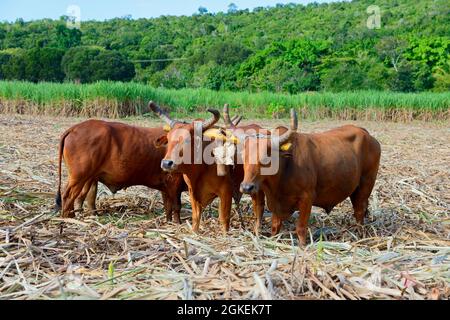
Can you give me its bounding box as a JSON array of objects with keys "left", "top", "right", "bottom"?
[{"left": 0, "top": 0, "right": 333, "bottom": 22}]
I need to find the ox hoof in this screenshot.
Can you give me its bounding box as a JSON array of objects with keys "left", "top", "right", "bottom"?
[{"left": 62, "top": 211, "right": 76, "bottom": 219}]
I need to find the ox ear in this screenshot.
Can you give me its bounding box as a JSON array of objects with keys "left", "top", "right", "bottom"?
[{"left": 154, "top": 135, "right": 168, "bottom": 148}]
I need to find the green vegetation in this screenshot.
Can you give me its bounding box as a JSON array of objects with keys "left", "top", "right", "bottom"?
[
  {"left": 0, "top": 80, "right": 448, "bottom": 120},
  {"left": 61, "top": 46, "right": 135, "bottom": 83},
  {"left": 0, "top": 0, "right": 449, "bottom": 93}
]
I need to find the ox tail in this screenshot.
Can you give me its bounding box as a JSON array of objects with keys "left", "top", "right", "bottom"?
[{"left": 55, "top": 129, "right": 71, "bottom": 211}]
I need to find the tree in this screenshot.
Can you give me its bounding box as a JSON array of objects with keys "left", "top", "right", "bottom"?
[
  {"left": 204, "top": 64, "right": 238, "bottom": 91},
  {"left": 1, "top": 50, "right": 26, "bottom": 80},
  {"left": 237, "top": 39, "right": 328, "bottom": 91},
  {"left": 198, "top": 7, "right": 208, "bottom": 15},
  {"left": 405, "top": 37, "right": 450, "bottom": 69},
  {"left": 0, "top": 0, "right": 448, "bottom": 92},
  {"left": 389, "top": 61, "right": 415, "bottom": 92},
  {"left": 1, "top": 47, "right": 64, "bottom": 82},
  {"left": 62, "top": 46, "right": 103, "bottom": 83},
  {"left": 24, "top": 47, "right": 65, "bottom": 82},
  {"left": 387, "top": 60, "right": 434, "bottom": 92},
  {"left": 228, "top": 3, "right": 238, "bottom": 13},
  {"left": 150, "top": 64, "right": 188, "bottom": 89},
  {"left": 90, "top": 51, "right": 135, "bottom": 82},
  {"left": 320, "top": 54, "right": 391, "bottom": 91},
  {"left": 204, "top": 41, "right": 251, "bottom": 66},
  {"left": 253, "top": 59, "right": 319, "bottom": 93},
  {"left": 62, "top": 46, "right": 135, "bottom": 83},
  {"left": 432, "top": 62, "right": 450, "bottom": 92},
  {"left": 55, "top": 24, "right": 82, "bottom": 49},
  {"left": 412, "top": 62, "right": 434, "bottom": 91},
  {"left": 376, "top": 37, "right": 408, "bottom": 72},
  {"left": 0, "top": 51, "right": 13, "bottom": 79}
]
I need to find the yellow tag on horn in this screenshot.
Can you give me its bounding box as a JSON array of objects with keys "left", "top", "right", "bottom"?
[
  {"left": 280, "top": 142, "right": 292, "bottom": 151},
  {"left": 163, "top": 124, "right": 171, "bottom": 132},
  {"left": 204, "top": 128, "right": 240, "bottom": 144},
  {"left": 225, "top": 130, "right": 239, "bottom": 144},
  {"left": 204, "top": 128, "right": 225, "bottom": 140}
]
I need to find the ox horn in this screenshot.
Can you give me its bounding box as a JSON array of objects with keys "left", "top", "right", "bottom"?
[
  {"left": 148, "top": 101, "right": 179, "bottom": 128},
  {"left": 222, "top": 104, "right": 233, "bottom": 128},
  {"left": 223, "top": 104, "right": 243, "bottom": 128},
  {"left": 276, "top": 108, "right": 298, "bottom": 145},
  {"left": 202, "top": 109, "right": 220, "bottom": 131},
  {"left": 232, "top": 115, "right": 242, "bottom": 126}
]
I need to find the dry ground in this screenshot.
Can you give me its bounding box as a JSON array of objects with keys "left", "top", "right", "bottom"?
[{"left": 0, "top": 114, "right": 449, "bottom": 300}]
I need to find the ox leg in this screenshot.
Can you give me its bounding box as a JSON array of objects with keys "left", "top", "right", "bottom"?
[
  {"left": 189, "top": 193, "right": 203, "bottom": 233},
  {"left": 218, "top": 194, "right": 232, "bottom": 233},
  {"left": 74, "top": 197, "right": 84, "bottom": 212},
  {"left": 172, "top": 193, "right": 182, "bottom": 224},
  {"left": 234, "top": 200, "right": 245, "bottom": 230},
  {"left": 252, "top": 191, "right": 265, "bottom": 236},
  {"left": 271, "top": 214, "right": 282, "bottom": 236},
  {"left": 350, "top": 191, "right": 368, "bottom": 225},
  {"left": 350, "top": 175, "right": 377, "bottom": 225},
  {"left": 74, "top": 181, "right": 90, "bottom": 212},
  {"left": 232, "top": 192, "right": 245, "bottom": 230},
  {"left": 85, "top": 181, "right": 98, "bottom": 212},
  {"left": 296, "top": 197, "right": 313, "bottom": 246},
  {"left": 62, "top": 179, "right": 87, "bottom": 218},
  {"left": 161, "top": 192, "right": 173, "bottom": 222},
  {"left": 162, "top": 190, "right": 182, "bottom": 224}
]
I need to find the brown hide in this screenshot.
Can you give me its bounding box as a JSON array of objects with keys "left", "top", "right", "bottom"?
[
  {"left": 56, "top": 119, "right": 186, "bottom": 222},
  {"left": 241, "top": 123, "right": 381, "bottom": 245}
]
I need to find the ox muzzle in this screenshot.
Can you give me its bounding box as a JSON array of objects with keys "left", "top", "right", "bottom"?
[
  {"left": 161, "top": 159, "right": 177, "bottom": 172},
  {"left": 240, "top": 182, "right": 259, "bottom": 194}
]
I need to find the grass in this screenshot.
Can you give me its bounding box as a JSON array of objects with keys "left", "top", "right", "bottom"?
[{"left": 0, "top": 80, "right": 449, "bottom": 120}]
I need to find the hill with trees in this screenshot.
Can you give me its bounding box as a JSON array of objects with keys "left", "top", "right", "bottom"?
[{"left": 0, "top": 0, "right": 448, "bottom": 92}]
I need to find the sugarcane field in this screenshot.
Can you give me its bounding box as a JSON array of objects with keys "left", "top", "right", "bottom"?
[{"left": 0, "top": 111, "right": 448, "bottom": 300}]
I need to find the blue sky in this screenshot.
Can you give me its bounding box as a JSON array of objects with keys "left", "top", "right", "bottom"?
[{"left": 0, "top": 0, "right": 332, "bottom": 21}]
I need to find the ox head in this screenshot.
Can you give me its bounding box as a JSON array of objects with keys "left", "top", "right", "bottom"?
[
  {"left": 149, "top": 101, "right": 220, "bottom": 172},
  {"left": 238, "top": 109, "right": 298, "bottom": 194}
]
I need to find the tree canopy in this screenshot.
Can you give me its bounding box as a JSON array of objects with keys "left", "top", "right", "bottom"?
[{"left": 0, "top": 0, "right": 448, "bottom": 92}]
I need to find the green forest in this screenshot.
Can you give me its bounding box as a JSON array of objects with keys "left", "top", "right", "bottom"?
[{"left": 0, "top": 0, "right": 449, "bottom": 93}]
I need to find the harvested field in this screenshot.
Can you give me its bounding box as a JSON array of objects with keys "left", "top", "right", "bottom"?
[{"left": 0, "top": 114, "right": 449, "bottom": 300}]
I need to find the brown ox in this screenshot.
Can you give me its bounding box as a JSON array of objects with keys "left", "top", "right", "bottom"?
[
  {"left": 56, "top": 120, "right": 186, "bottom": 221},
  {"left": 150, "top": 102, "right": 266, "bottom": 234},
  {"left": 238, "top": 109, "right": 381, "bottom": 245}
]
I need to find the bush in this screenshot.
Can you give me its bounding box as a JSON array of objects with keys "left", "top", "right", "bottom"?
[
  {"left": 1, "top": 47, "right": 65, "bottom": 82},
  {"left": 237, "top": 40, "right": 327, "bottom": 92},
  {"left": 203, "top": 64, "right": 238, "bottom": 91},
  {"left": 149, "top": 64, "right": 188, "bottom": 89},
  {"left": 432, "top": 61, "right": 450, "bottom": 92},
  {"left": 389, "top": 61, "right": 434, "bottom": 92},
  {"left": 61, "top": 46, "right": 103, "bottom": 83},
  {"left": 25, "top": 47, "right": 65, "bottom": 82},
  {"left": 61, "top": 46, "right": 135, "bottom": 83},
  {"left": 90, "top": 51, "right": 135, "bottom": 82},
  {"left": 321, "top": 56, "right": 391, "bottom": 92},
  {"left": 0, "top": 51, "right": 13, "bottom": 79},
  {"left": 252, "top": 59, "right": 319, "bottom": 93}
]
